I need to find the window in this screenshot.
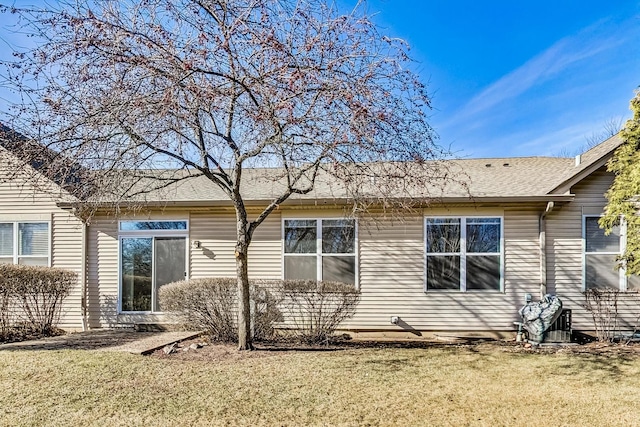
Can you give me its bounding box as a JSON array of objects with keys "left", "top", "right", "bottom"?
[
  {"left": 0, "top": 222, "right": 50, "bottom": 266},
  {"left": 425, "top": 217, "right": 502, "bottom": 291},
  {"left": 584, "top": 216, "right": 640, "bottom": 291},
  {"left": 283, "top": 219, "right": 356, "bottom": 285},
  {"left": 119, "top": 220, "right": 187, "bottom": 231},
  {"left": 119, "top": 220, "right": 188, "bottom": 312}
]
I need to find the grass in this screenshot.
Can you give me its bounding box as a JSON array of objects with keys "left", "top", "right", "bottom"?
[{"left": 1, "top": 345, "right": 640, "bottom": 426}]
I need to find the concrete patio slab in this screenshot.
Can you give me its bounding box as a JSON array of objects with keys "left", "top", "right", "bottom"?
[
  {"left": 0, "top": 329, "right": 202, "bottom": 355},
  {"left": 97, "top": 330, "right": 203, "bottom": 354}
]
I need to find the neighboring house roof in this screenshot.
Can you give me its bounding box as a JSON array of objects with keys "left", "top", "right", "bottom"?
[{"left": 0, "top": 124, "right": 91, "bottom": 201}]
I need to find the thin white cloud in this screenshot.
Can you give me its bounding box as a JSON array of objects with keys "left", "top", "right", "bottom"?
[
  {"left": 508, "top": 122, "right": 602, "bottom": 156},
  {"left": 440, "top": 19, "right": 631, "bottom": 132}
]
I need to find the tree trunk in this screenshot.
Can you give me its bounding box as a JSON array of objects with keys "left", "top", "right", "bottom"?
[
  {"left": 235, "top": 207, "right": 253, "bottom": 350},
  {"left": 236, "top": 242, "right": 252, "bottom": 350}
]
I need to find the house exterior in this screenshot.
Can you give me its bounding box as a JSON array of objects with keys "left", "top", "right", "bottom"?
[
  {"left": 0, "top": 133, "right": 86, "bottom": 329},
  {"left": 1, "top": 130, "right": 638, "bottom": 338}
]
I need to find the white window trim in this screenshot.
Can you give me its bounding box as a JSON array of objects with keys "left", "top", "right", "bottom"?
[
  {"left": 423, "top": 216, "right": 504, "bottom": 292},
  {"left": 0, "top": 220, "right": 52, "bottom": 267},
  {"left": 118, "top": 220, "right": 189, "bottom": 314},
  {"left": 582, "top": 214, "right": 628, "bottom": 291},
  {"left": 281, "top": 218, "right": 359, "bottom": 288}
]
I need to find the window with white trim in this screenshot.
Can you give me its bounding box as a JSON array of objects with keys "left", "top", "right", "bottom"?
[
  {"left": 584, "top": 216, "right": 640, "bottom": 291},
  {"left": 0, "top": 222, "right": 50, "bottom": 266},
  {"left": 119, "top": 220, "right": 188, "bottom": 312},
  {"left": 425, "top": 217, "right": 503, "bottom": 291},
  {"left": 283, "top": 219, "right": 356, "bottom": 285}
]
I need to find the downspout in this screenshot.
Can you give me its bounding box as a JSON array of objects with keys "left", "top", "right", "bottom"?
[
  {"left": 80, "top": 220, "right": 89, "bottom": 331},
  {"left": 539, "top": 201, "right": 555, "bottom": 299}
]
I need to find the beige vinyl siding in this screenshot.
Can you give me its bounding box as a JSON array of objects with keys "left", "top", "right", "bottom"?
[
  {"left": 547, "top": 166, "right": 639, "bottom": 331},
  {"left": 88, "top": 190, "right": 639, "bottom": 333},
  {"left": 88, "top": 210, "right": 282, "bottom": 327},
  {"left": 183, "top": 207, "right": 542, "bottom": 332},
  {"left": 86, "top": 216, "right": 119, "bottom": 328},
  {"left": 51, "top": 212, "right": 84, "bottom": 328},
  {"left": 503, "top": 208, "right": 542, "bottom": 291},
  {"left": 190, "top": 210, "right": 281, "bottom": 279},
  {"left": 342, "top": 208, "right": 542, "bottom": 331},
  {"left": 247, "top": 212, "right": 281, "bottom": 279},
  {"left": 0, "top": 150, "right": 84, "bottom": 329},
  {"left": 190, "top": 212, "right": 237, "bottom": 278}
]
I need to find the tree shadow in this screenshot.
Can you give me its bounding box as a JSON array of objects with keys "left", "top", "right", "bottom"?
[{"left": 0, "top": 329, "right": 155, "bottom": 352}]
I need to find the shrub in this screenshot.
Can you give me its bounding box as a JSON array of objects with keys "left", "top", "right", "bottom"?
[
  {"left": 159, "top": 278, "right": 282, "bottom": 342},
  {"left": 250, "top": 280, "right": 285, "bottom": 341},
  {"left": 0, "top": 272, "right": 16, "bottom": 336},
  {"left": 583, "top": 289, "right": 619, "bottom": 342},
  {"left": 0, "top": 264, "right": 76, "bottom": 336},
  {"left": 280, "top": 280, "right": 360, "bottom": 344}
]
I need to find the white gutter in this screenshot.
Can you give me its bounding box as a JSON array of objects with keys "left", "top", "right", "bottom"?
[{"left": 539, "top": 201, "right": 555, "bottom": 298}]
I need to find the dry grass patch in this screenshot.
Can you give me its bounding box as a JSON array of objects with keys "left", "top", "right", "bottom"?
[{"left": 1, "top": 345, "right": 639, "bottom": 426}]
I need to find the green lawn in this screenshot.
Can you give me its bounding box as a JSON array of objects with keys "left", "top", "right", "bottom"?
[{"left": 1, "top": 345, "right": 639, "bottom": 426}]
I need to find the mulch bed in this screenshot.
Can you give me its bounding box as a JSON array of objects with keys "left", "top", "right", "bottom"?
[
  {"left": 5, "top": 328, "right": 640, "bottom": 360},
  {"left": 0, "top": 327, "right": 64, "bottom": 345},
  {"left": 150, "top": 335, "right": 640, "bottom": 362}
]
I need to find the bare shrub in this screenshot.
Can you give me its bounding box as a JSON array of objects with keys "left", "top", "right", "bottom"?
[
  {"left": 250, "top": 280, "right": 285, "bottom": 341},
  {"left": 281, "top": 280, "right": 361, "bottom": 344},
  {"left": 625, "top": 292, "right": 640, "bottom": 345},
  {"left": 0, "top": 264, "right": 76, "bottom": 335},
  {"left": 0, "top": 273, "right": 15, "bottom": 337},
  {"left": 159, "top": 278, "right": 282, "bottom": 342},
  {"left": 160, "top": 278, "right": 236, "bottom": 342},
  {"left": 583, "top": 289, "right": 620, "bottom": 342}
]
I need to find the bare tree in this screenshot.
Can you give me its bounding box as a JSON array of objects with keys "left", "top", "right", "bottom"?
[
  {"left": 0, "top": 0, "right": 451, "bottom": 349},
  {"left": 554, "top": 117, "right": 625, "bottom": 158},
  {"left": 584, "top": 117, "right": 625, "bottom": 149}
]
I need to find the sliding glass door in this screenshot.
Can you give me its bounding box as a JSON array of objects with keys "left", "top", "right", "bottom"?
[
  {"left": 121, "top": 236, "right": 186, "bottom": 312},
  {"left": 154, "top": 237, "right": 186, "bottom": 311}
]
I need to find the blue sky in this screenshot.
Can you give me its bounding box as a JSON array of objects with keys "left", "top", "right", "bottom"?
[
  {"left": 344, "top": 0, "right": 640, "bottom": 158},
  {"left": 1, "top": 1, "right": 639, "bottom": 159}
]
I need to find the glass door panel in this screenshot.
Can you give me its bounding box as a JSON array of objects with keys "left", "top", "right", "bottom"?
[
  {"left": 121, "top": 238, "right": 153, "bottom": 311},
  {"left": 154, "top": 237, "right": 186, "bottom": 311}
]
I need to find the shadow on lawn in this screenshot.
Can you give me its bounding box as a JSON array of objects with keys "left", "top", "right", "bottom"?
[
  {"left": 0, "top": 329, "right": 154, "bottom": 352},
  {"left": 362, "top": 357, "right": 414, "bottom": 371},
  {"left": 253, "top": 339, "right": 486, "bottom": 355},
  {"left": 552, "top": 354, "right": 637, "bottom": 380}
]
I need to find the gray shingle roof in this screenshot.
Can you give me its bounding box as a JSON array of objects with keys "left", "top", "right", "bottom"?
[
  {"left": 441, "top": 157, "right": 575, "bottom": 198},
  {"left": 1, "top": 123, "right": 618, "bottom": 206},
  {"left": 0, "top": 124, "right": 92, "bottom": 200},
  {"left": 95, "top": 134, "right": 624, "bottom": 205},
  {"left": 105, "top": 155, "right": 577, "bottom": 205},
  {"left": 577, "top": 133, "right": 623, "bottom": 171},
  {"left": 548, "top": 133, "right": 623, "bottom": 194}
]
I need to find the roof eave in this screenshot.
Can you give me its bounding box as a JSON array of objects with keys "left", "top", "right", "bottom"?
[
  {"left": 549, "top": 134, "right": 623, "bottom": 194},
  {"left": 549, "top": 153, "right": 614, "bottom": 195},
  {"left": 56, "top": 194, "right": 575, "bottom": 211}
]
